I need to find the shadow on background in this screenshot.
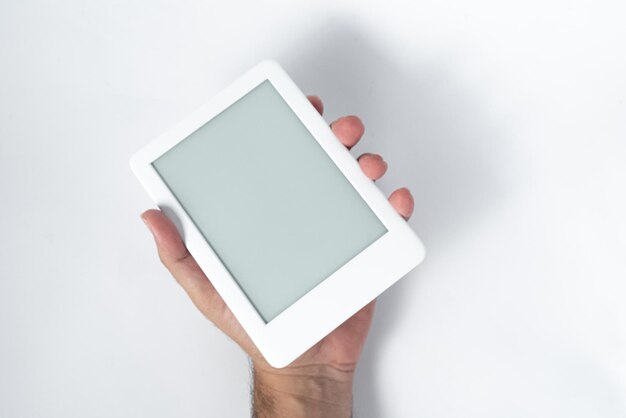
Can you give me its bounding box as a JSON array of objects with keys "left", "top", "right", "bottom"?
[{"left": 277, "top": 20, "right": 507, "bottom": 417}]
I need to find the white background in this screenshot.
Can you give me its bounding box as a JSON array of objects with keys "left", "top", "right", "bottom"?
[{"left": 1, "top": 1, "right": 625, "bottom": 417}]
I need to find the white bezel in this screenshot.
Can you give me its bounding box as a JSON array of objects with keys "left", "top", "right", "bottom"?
[{"left": 130, "top": 60, "right": 425, "bottom": 367}]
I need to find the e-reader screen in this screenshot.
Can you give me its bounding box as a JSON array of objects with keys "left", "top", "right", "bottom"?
[{"left": 152, "top": 80, "right": 387, "bottom": 322}]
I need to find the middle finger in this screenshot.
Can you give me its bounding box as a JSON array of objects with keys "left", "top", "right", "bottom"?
[{"left": 330, "top": 115, "right": 365, "bottom": 149}]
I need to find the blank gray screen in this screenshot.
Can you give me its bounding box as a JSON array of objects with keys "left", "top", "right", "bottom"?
[{"left": 153, "top": 81, "right": 387, "bottom": 322}]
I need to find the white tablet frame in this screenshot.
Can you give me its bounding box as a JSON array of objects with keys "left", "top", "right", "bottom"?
[{"left": 130, "top": 60, "right": 425, "bottom": 367}]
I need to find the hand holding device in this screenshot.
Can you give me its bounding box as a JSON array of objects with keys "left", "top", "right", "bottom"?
[
  {"left": 132, "top": 59, "right": 424, "bottom": 416},
  {"left": 141, "top": 101, "right": 414, "bottom": 416}
]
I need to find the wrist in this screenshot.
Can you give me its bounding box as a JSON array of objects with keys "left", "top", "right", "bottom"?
[{"left": 252, "top": 362, "right": 354, "bottom": 418}]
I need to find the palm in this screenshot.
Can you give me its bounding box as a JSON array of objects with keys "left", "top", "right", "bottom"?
[
  {"left": 297, "top": 300, "right": 376, "bottom": 368},
  {"left": 227, "top": 293, "right": 375, "bottom": 371},
  {"left": 142, "top": 95, "right": 414, "bottom": 373}
]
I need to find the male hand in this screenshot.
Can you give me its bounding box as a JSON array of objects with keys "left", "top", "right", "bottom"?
[{"left": 141, "top": 95, "right": 414, "bottom": 417}]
